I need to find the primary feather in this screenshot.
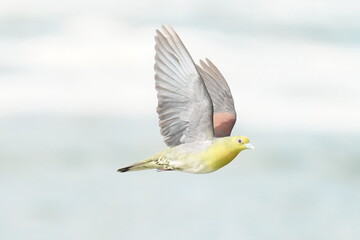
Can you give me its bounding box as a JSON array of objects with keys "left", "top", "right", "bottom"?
[{"left": 155, "top": 25, "right": 214, "bottom": 147}]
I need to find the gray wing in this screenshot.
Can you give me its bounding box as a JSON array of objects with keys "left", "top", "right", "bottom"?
[
  {"left": 154, "top": 26, "right": 214, "bottom": 147},
  {"left": 196, "top": 59, "right": 237, "bottom": 137}
]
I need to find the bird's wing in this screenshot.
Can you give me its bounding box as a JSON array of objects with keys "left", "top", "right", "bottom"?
[
  {"left": 154, "top": 25, "right": 214, "bottom": 147},
  {"left": 196, "top": 59, "right": 237, "bottom": 137}
]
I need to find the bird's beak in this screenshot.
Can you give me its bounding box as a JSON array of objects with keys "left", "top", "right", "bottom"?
[{"left": 244, "top": 143, "right": 255, "bottom": 150}]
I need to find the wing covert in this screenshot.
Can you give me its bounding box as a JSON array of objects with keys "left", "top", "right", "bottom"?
[{"left": 196, "top": 59, "right": 237, "bottom": 137}]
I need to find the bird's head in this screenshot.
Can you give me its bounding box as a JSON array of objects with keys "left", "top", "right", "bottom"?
[{"left": 227, "top": 136, "right": 255, "bottom": 151}]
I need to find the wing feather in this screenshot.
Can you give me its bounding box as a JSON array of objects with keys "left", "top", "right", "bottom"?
[
  {"left": 154, "top": 26, "right": 214, "bottom": 147},
  {"left": 196, "top": 58, "right": 237, "bottom": 137}
]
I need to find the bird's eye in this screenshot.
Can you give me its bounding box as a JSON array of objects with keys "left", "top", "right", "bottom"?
[{"left": 238, "top": 139, "right": 242, "bottom": 143}]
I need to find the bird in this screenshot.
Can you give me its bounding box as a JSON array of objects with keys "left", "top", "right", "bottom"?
[{"left": 117, "top": 25, "right": 254, "bottom": 174}]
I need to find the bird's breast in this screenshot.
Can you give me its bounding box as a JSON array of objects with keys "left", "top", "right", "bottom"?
[{"left": 201, "top": 143, "right": 241, "bottom": 172}]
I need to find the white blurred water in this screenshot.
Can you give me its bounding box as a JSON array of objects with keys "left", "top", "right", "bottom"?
[
  {"left": 0, "top": 115, "right": 359, "bottom": 240},
  {"left": 1, "top": 0, "right": 360, "bottom": 239}
]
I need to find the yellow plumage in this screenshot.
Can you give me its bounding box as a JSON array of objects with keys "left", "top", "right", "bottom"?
[
  {"left": 118, "top": 136, "right": 253, "bottom": 174},
  {"left": 203, "top": 136, "right": 252, "bottom": 172}
]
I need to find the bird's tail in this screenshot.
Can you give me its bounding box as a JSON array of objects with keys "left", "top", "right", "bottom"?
[{"left": 117, "top": 159, "right": 159, "bottom": 173}]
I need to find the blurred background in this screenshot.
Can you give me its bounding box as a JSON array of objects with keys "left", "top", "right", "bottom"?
[{"left": 1, "top": 0, "right": 359, "bottom": 239}]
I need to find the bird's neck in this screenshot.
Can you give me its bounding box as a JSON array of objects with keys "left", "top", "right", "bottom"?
[{"left": 203, "top": 138, "right": 241, "bottom": 171}]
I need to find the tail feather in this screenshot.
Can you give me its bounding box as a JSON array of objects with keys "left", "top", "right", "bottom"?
[
  {"left": 117, "top": 166, "right": 132, "bottom": 173},
  {"left": 117, "top": 160, "right": 158, "bottom": 173}
]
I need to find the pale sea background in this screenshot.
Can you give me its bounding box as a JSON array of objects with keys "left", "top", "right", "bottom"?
[{"left": 1, "top": 0, "right": 360, "bottom": 239}]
